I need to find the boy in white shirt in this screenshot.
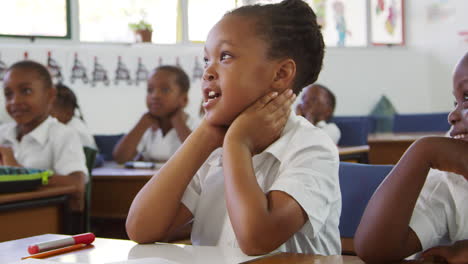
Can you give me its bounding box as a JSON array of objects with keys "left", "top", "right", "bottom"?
[
  {"left": 113, "top": 66, "right": 196, "bottom": 163},
  {"left": 296, "top": 83, "right": 341, "bottom": 144},
  {"left": 126, "top": 0, "right": 341, "bottom": 256},
  {"left": 355, "top": 52, "right": 468, "bottom": 264},
  {"left": 0, "top": 60, "right": 87, "bottom": 212}
]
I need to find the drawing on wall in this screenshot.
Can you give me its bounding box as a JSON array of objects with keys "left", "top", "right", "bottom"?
[
  {"left": 332, "top": 1, "right": 351, "bottom": 47},
  {"left": 114, "top": 56, "right": 132, "bottom": 85},
  {"left": 376, "top": 0, "right": 385, "bottom": 15},
  {"left": 135, "top": 57, "right": 148, "bottom": 86},
  {"left": 92, "top": 56, "right": 110, "bottom": 87},
  {"left": 47, "top": 51, "right": 64, "bottom": 84},
  {"left": 192, "top": 56, "right": 203, "bottom": 81},
  {"left": 24, "top": 51, "right": 28, "bottom": 60},
  {"left": 0, "top": 53, "right": 7, "bottom": 81},
  {"left": 309, "top": 0, "right": 367, "bottom": 47},
  {"left": 158, "top": 56, "right": 163, "bottom": 67},
  {"left": 370, "top": 0, "right": 404, "bottom": 45},
  {"left": 70, "top": 53, "right": 89, "bottom": 84},
  {"left": 313, "top": 0, "right": 327, "bottom": 28},
  {"left": 426, "top": 0, "right": 455, "bottom": 23},
  {"left": 459, "top": 31, "right": 468, "bottom": 44}
]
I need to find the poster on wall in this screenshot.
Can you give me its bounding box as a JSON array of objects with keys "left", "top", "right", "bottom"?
[
  {"left": 370, "top": 0, "right": 405, "bottom": 45},
  {"left": 307, "top": 0, "right": 367, "bottom": 47}
]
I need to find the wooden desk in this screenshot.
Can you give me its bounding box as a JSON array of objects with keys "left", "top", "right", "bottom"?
[
  {"left": 368, "top": 132, "right": 445, "bottom": 165},
  {"left": 0, "top": 185, "right": 75, "bottom": 242},
  {"left": 338, "top": 145, "right": 369, "bottom": 163},
  {"left": 91, "top": 163, "right": 156, "bottom": 239},
  {"left": 0, "top": 234, "right": 437, "bottom": 264}
]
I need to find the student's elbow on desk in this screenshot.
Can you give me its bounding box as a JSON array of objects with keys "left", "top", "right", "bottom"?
[
  {"left": 235, "top": 225, "right": 281, "bottom": 256},
  {"left": 125, "top": 215, "right": 165, "bottom": 244},
  {"left": 354, "top": 237, "right": 406, "bottom": 264}
]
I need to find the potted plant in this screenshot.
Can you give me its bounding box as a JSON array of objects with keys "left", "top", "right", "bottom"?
[{"left": 129, "top": 19, "right": 153, "bottom": 43}]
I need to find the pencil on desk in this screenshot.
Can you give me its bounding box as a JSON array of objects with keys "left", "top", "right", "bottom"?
[{"left": 21, "top": 243, "right": 92, "bottom": 259}]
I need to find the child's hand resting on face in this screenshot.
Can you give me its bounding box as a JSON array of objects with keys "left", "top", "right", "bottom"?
[{"left": 225, "top": 89, "right": 296, "bottom": 155}]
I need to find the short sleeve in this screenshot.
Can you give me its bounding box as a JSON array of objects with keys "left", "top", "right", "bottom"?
[
  {"left": 268, "top": 143, "right": 340, "bottom": 237},
  {"left": 53, "top": 127, "right": 89, "bottom": 181},
  {"left": 180, "top": 173, "right": 201, "bottom": 214},
  {"left": 136, "top": 129, "right": 150, "bottom": 155},
  {"left": 180, "top": 152, "right": 217, "bottom": 214},
  {"left": 409, "top": 171, "right": 448, "bottom": 250}
]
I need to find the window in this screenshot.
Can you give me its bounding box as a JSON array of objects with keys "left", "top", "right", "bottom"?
[
  {"left": 187, "top": 0, "right": 236, "bottom": 42},
  {"left": 0, "top": 0, "right": 70, "bottom": 38},
  {"left": 79, "top": 0, "right": 177, "bottom": 43}
]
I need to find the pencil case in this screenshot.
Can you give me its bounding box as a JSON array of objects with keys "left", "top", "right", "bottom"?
[{"left": 0, "top": 166, "right": 53, "bottom": 193}]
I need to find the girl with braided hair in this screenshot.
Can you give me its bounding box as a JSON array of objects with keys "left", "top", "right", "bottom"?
[
  {"left": 50, "top": 83, "right": 97, "bottom": 149},
  {"left": 126, "top": 0, "right": 340, "bottom": 255}
]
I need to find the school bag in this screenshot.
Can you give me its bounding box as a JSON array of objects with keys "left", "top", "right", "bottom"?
[{"left": 0, "top": 166, "right": 52, "bottom": 193}]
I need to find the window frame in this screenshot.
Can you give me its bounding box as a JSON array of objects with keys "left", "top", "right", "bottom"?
[{"left": 0, "top": 0, "right": 72, "bottom": 40}]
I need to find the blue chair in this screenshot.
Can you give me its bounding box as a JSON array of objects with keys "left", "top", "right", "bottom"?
[
  {"left": 393, "top": 113, "right": 450, "bottom": 133},
  {"left": 338, "top": 162, "right": 393, "bottom": 254},
  {"left": 332, "top": 116, "right": 371, "bottom": 146},
  {"left": 93, "top": 134, "right": 124, "bottom": 161}
]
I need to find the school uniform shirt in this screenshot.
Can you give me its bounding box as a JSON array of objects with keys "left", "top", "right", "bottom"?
[
  {"left": 137, "top": 116, "right": 198, "bottom": 162},
  {"left": 67, "top": 116, "right": 98, "bottom": 150},
  {"left": 409, "top": 169, "right": 468, "bottom": 251},
  {"left": 0, "top": 116, "right": 89, "bottom": 182},
  {"left": 315, "top": 120, "right": 341, "bottom": 145},
  {"left": 181, "top": 113, "right": 341, "bottom": 255}
]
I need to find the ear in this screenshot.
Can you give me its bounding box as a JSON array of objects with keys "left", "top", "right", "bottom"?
[
  {"left": 271, "top": 59, "right": 296, "bottom": 91},
  {"left": 48, "top": 86, "right": 57, "bottom": 105},
  {"left": 179, "top": 93, "right": 189, "bottom": 108}
]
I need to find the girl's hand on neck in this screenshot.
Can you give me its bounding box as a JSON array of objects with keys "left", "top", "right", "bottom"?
[
  {"left": 225, "top": 89, "right": 295, "bottom": 155},
  {"left": 140, "top": 112, "right": 160, "bottom": 131}
]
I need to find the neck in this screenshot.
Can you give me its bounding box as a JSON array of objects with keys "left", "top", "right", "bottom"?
[
  {"left": 158, "top": 117, "right": 173, "bottom": 135},
  {"left": 17, "top": 115, "right": 49, "bottom": 141}
]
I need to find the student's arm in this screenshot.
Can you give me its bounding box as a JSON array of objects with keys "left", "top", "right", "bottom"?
[
  {"left": 422, "top": 240, "right": 468, "bottom": 263},
  {"left": 170, "top": 108, "right": 192, "bottom": 142},
  {"left": 222, "top": 90, "right": 306, "bottom": 255},
  {"left": 113, "top": 113, "right": 158, "bottom": 164},
  {"left": 126, "top": 119, "right": 226, "bottom": 243},
  {"left": 48, "top": 171, "right": 86, "bottom": 211},
  {"left": 0, "top": 146, "right": 21, "bottom": 167},
  {"left": 354, "top": 137, "right": 468, "bottom": 263}
]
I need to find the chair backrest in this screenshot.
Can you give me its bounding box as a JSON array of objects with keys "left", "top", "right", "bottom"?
[
  {"left": 83, "top": 147, "right": 98, "bottom": 232},
  {"left": 338, "top": 162, "right": 393, "bottom": 254},
  {"left": 93, "top": 134, "right": 124, "bottom": 161},
  {"left": 332, "top": 116, "right": 371, "bottom": 146},
  {"left": 393, "top": 113, "right": 450, "bottom": 133},
  {"left": 339, "top": 162, "right": 393, "bottom": 237}
]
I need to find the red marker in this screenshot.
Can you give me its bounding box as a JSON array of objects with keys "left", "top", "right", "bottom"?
[{"left": 28, "top": 233, "right": 95, "bottom": 254}]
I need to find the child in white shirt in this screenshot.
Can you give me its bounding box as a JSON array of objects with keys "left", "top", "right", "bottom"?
[
  {"left": 50, "top": 83, "right": 97, "bottom": 149},
  {"left": 126, "top": 0, "right": 341, "bottom": 256},
  {"left": 296, "top": 83, "right": 341, "bottom": 144},
  {"left": 0, "top": 60, "right": 87, "bottom": 211},
  {"left": 113, "top": 66, "right": 196, "bottom": 163},
  {"left": 354, "top": 52, "right": 468, "bottom": 264}
]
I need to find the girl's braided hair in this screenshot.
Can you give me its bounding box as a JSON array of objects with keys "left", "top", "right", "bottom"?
[{"left": 228, "top": 0, "right": 325, "bottom": 95}]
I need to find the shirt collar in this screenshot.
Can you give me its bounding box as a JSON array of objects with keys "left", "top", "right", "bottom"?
[
  {"left": 258, "top": 112, "right": 297, "bottom": 162},
  {"left": 23, "top": 116, "right": 56, "bottom": 146},
  {"left": 207, "top": 113, "right": 298, "bottom": 167}
]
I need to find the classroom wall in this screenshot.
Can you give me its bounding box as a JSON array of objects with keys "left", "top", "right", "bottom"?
[{"left": 0, "top": 0, "right": 466, "bottom": 134}]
